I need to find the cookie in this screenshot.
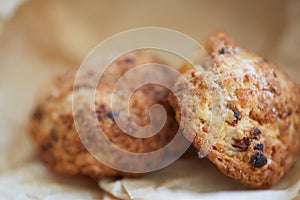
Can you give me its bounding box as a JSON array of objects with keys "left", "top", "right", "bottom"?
[
  {"left": 169, "top": 31, "right": 300, "bottom": 188},
  {"left": 30, "top": 52, "right": 178, "bottom": 178}
]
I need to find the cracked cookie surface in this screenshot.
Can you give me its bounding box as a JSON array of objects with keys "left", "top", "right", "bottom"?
[
  {"left": 169, "top": 31, "right": 300, "bottom": 188},
  {"left": 30, "top": 52, "right": 178, "bottom": 179}
]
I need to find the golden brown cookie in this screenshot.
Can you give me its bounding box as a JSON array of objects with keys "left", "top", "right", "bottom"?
[
  {"left": 169, "top": 31, "right": 300, "bottom": 188},
  {"left": 30, "top": 52, "right": 178, "bottom": 179}
]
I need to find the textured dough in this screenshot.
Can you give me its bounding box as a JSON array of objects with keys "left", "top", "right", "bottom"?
[
  {"left": 29, "top": 52, "right": 178, "bottom": 179},
  {"left": 169, "top": 31, "right": 300, "bottom": 188}
]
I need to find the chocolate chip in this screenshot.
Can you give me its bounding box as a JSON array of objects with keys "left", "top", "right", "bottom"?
[
  {"left": 250, "top": 153, "right": 268, "bottom": 168},
  {"left": 251, "top": 128, "right": 261, "bottom": 136},
  {"left": 254, "top": 143, "right": 264, "bottom": 151},
  {"left": 232, "top": 137, "right": 250, "bottom": 151},
  {"left": 107, "top": 112, "right": 120, "bottom": 119}
]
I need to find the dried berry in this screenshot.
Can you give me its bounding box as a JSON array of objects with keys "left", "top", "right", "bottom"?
[
  {"left": 107, "top": 112, "right": 120, "bottom": 119},
  {"left": 232, "top": 137, "right": 250, "bottom": 151},
  {"left": 219, "top": 47, "right": 225, "bottom": 54},
  {"left": 200, "top": 118, "right": 206, "bottom": 124},
  {"left": 250, "top": 153, "right": 267, "bottom": 168},
  {"left": 124, "top": 57, "right": 134, "bottom": 63},
  {"left": 254, "top": 143, "right": 264, "bottom": 151},
  {"left": 41, "top": 142, "right": 52, "bottom": 152},
  {"left": 228, "top": 109, "right": 241, "bottom": 125},
  {"left": 33, "top": 108, "right": 43, "bottom": 121},
  {"left": 60, "top": 114, "right": 73, "bottom": 129},
  {"left": 49, "top": 128, "right": 58, "bottom": 141},
  {"left": 232, "top": 109, "right": 241, "bottom": 121},
  {"left": 100, "top": 104, "right": 106, "bottom": 110},
  {"left": 251, "top": 128, "right": 261, "bottom": 136}
]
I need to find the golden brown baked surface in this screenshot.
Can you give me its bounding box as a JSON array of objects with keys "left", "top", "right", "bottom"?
[
  {"left": 169, "top": 31, "right": 300, "bottom": 188},
  {"left": 29, "top": 52, "right": 178, "bottom": 178}
]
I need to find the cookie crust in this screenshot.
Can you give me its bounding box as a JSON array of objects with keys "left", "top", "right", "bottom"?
[
  {"left": 169, "top": 31, "right": 300, "bottom": 188},
  {"left": 30, "top": 52, "right": 178, "bottom": 178}
]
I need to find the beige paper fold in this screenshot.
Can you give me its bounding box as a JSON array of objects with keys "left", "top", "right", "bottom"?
[{"left": 99, "top": 156, "right": 300, "bottom": 200}]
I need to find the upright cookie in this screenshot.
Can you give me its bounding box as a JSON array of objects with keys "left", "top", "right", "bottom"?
[{"left": 169, "top": 31, "right": 300, "bottom": 188}]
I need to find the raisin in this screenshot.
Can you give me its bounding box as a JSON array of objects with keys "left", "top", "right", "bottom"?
[
  {"left": 107, "top": 112, "right": 120, "bottom": 119},
  {"left": 232, "top": 109, "right": 241, "bottom": 121},
  {"left": 49, "top": 128, "right": 58, "bottom": 141},
  {"left": 100, "top": 104, "right": 106, "bottom": 110},
  {"left": 251, "top": 128, "right": 261, "bottom": 136},
  {"left": 60, "top": 114, "right": 73, "bottom": 129},
  {"left": 124, "top": 57, "right": 134, "bottom": 63},
  {"left": 244, "top": 138, "right": 251, "bottom": 146},
  {"left": 41, "top": 142, "right": 52, "bottom": 152},
  {"left": 200, "top": 118, "right": 206, "bottom": 124},
  {"left": 33, "top": 108, "right": 43, "bottom": 122},
  {"left": 219, "top": 47, "right": 225, "bottom": 55},
  {"left": 254, "top": 144, "right": 264, "bottom": 151},
  {"left": 232, "top": 137, "right": 250, "bottom": 151},
  {"left": 228, "top": 109, "right": 241, "bottom": 125},
  {"left": 250, "top": 153, "right": 267, "bottom": 168}
]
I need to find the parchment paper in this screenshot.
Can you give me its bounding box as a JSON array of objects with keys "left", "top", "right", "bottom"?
[{"left": 0, "top": 0, "right": 299, "bottom": 199}]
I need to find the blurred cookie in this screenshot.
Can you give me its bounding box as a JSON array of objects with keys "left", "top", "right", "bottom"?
[
  {"left": 30, "top": 52, "right": 178, "bottom": 178},
  {"left": 169, "top": 31, "right": 300, "bottom": 188}
]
